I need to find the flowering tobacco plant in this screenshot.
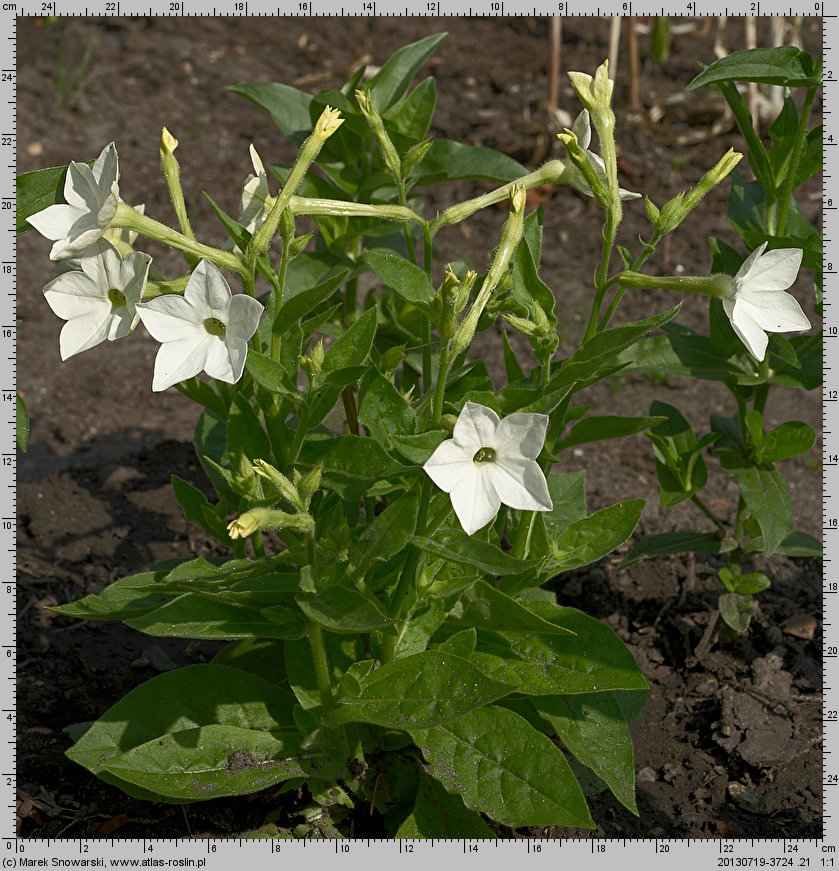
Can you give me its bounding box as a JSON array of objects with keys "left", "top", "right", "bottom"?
[
  {"left": 616, "top": 45, "right": 822, "bottom": 637},
  {"left": 17, "top": 34, "right": 806, "bottom": 835}
]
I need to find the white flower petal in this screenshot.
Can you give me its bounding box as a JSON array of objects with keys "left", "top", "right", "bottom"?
[
  {"left": 227, "top": 294, "right": 264, "bottom": 343},
  {"left": 449, "top": 466, "right": 501, "bottom": 535},
  {"left": 728, "top": 298, "right": 769, "bottom": 361},
  {"left": 735, "top": 292, "right": 810, "bottom": 335},
  {"left": 151, "top": 334, "right": 211, "bottom": 391},
  {"left": 204, "top": 335, "right": 249, "bottom": 384},
  {"left": 490, "top": 457, "right": 552, "bottom": 511},
  {"left": 572, "top": 109, "right": 592, "bottom": 150},
  {"left": 65, "top": 161, "right": 103, "bottom": 211},
  {"left": 453, "top": 401, "right": 500, "bottom": 452},
  {"left": 138, "top": 296, "right": 205, "bottom": 341},
  {"left": 494, "top": 413, "right": 549, "bottom": 461},
  {"left": 735, "top": 245, "right": 802, "bottom": 293},
  {"left": 58, "top": 310, "right": 114, "bottom": 359},
  {"left": 184, "top": 260, "right": 231, "bottom": 320},
  {"left": 423, "top": 440, "right": 478, "bottom": 494},
  {"left": 27, "top": 203, "right": 84, "bottom": 241},
  {"left": 91, "top": 142, "right": 119, "bottom": 194}
]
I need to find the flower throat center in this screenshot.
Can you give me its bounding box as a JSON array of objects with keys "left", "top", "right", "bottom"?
[
  {"left": 473, "top": 447, "right": 496, "bottom": 464},
  {"left": 107, "top": 288, "right": 127, "bottom": 309},
  {"left": 204, "top": 317, "right": 227, "bottom": 337}
]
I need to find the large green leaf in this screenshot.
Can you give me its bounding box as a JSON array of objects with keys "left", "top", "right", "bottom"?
[
  {"left": 52, "top": 569, "right": 176, "bottom": 622},
  {"left": 296, "top": 585, "right": 393, "bottom": 633},
  {"left": 300, "top": 435, "right": 402, "bottom": 484},
  {"left": 366, "top": 249, "right": 436, "bottom": 308},
  {"left": 322, "top": 306, "right": 378, "bottom": 372},
  {"left": 555, "top": 416, "right": 663, "bottom": 452},
  {"left": 452, "top": 581, "right": 573, "bottom": 635},
  {"left": 736, "top": 466, "right": 792, "bottom": 556},
  {"left": 543, "top": 471, "right": 587, "bottom": 535},
  {"left": 227, "top": 82, "right": 314, "bottom": 144},
  {"left": 688, "top": 46, "right": 821, "bottom": 90},
  {"left": 472, "top": 605, "right": 649, "bottom": 696},
  {"left": 535, "top": 693, "right": 638, "bottom": 815},
  {"left": 274, "top": 269, "right": 348, "bottom": 336},
  {"left": 349, "top": 490, "right": 418, "bottom": 578},
  {"left": 413, "top": 528, "right": 538, "bottom": 577},
  {"left": 620, "top": 531, "right": 736, "bottom": 567},
  {"left": 395, "top": 770, "right": 495, "bottom": 838},
  {"left": 411, "top": 705, "right": 594, "bottom": 828},
  {"left": 357, "top": 368, "right": 416, "bottom": 444},
  {"left": 66, "top": 664, "right": 319, "bottom": 802},
  {"left": 366, "top": 32, "right": 448, "bottom": 111},
  {"left": 383, "top": 76, "right": 437, "bottom": 142},
  {"left": 414, "top": 140, "right": 527, "bottom": 186},
  {"left": 326, "top": 651, "right": 511, "bottom": 728}
]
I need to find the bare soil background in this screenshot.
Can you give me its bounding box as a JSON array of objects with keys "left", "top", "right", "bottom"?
[{"left": 16, "top": 16, "right": 823, "bottom": 838}]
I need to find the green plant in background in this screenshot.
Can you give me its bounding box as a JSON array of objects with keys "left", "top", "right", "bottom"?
[
  {"left": 17, "top": 33, "right": 812, "bottom": 835},
  {"left": 616, "top": 45, "right": 822, "bottom": 636}
]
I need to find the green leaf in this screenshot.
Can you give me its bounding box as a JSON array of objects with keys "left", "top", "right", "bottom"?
[
  {"left": 274, "top": 269, "right": 348, "bottom": 336},
  {"left": 543, "top": 471, "right": 587, "bottom": 535},
  {"left": 300, "top": 435, "right": 402, "bottom": 484},
  {"left": 296, "top": 586, "right": 393, "bottom": 633},
  {"left": 647, "top": 401, "right": 709, "bottom": 507},
  {"left": 411, "top": 705, "right": 594, "bottom": 828},
  {"left": 389, "top": 430, "right": 448, "bottom": 464},
  {"left": 502, "top": 331, "right": 526, "bottom": 384},
  {"left": 413, "top": 529, "right": 538, "bottom": 577},
  {"left": 776, "top": 531, "right": 822, "bottom": 558},
  {"left": 227, "top": 394, "right": 272, "bottom": 467},
  {"left": 556, "top": 415, "right": 662, "bottom": 452},
  {"left": 736, "top": 466, "right": 792, "bottom": 556},
  {"left": 326, "top": 651, "right": 512, "bottom": 728},
  {"left": 349, "top": 490, "right": 419, "bottom": 578},
  {"left": 414, "top": 139, "right": 526, "bottom": 186},
  {"left": 16, "top": 394, "right": 29, "bottom": 452},
  {"left": 66, "top": 664, "right": 321, "bottom": 802},
  {"left": 534, "top": 693, "right": 637, "bottom": 815},
  {"left": 395, "top": 770, "right": 495, "bottom": 838},
  {"left": 452, "top": 581, "right": 573, "bottom": 635},
  {"left": 204, "top": 194, "right": 274, "bottom": 281},
  {"left": 211, "top": 638, "right": 286, "bottom": 684},
  {"left": 472, "top": 604, "right": 649, "bottom": 696},
  {"left": 511, "top": 500, "right": 644, "bottom": 593},
  {"left": 195, "top": 410, "right": 231, "bottom": 497},
  {"left": 366, "top": 33, "right": 448, "bottom": 111},
  {"left": 16, "top": 162, "right": 90, "bottom": 235},
  {"left": 245, "top": 351, "right": 299, "bottom": 400},
  {"left": 620, "top": 531, "right": 736, "bottom": 567},
  {"left": 171, "top": 475, "right": 230, "bottom": 545},
  {"left": 357, "top": 368, "right": 416, "bottom": 444},
  {"left": 227, "top": 82, "right": 314, "bottom": 144},
  {"left": 688, "top": 46, "right": 821, "bottom": 90},
  {"left": 760, "top": 421, "right": 815, "bottom": 463},
  {"left": 285, "top": 635, "right": 363, "bottom": 710},
  {"left": 384, "top": 76, "right": 437, "bottom": 142},
  {"left": 366, "top": 249, "right": 436, "bottom": 308},
  {"left": 52, "top": 568, "right": 176, "bottom": 622},
  {"left": 719, "top": 592, "right": 753, "bottom": 633},
  {"left": 322, "top": 306, "right": 377, "bottom": 372}
]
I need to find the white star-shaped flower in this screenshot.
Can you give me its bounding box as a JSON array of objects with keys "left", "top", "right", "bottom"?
[
  {"left": 137, "top": 260, "right": 264, "bottom": 392},
  {"left": 42, "top": 240, "right": 151, "bottom": 360},
  {"left": 27, "top": 142, "right": 121, "bottom": 261},
  {"left": 423, "top": 402, "right": 552, "bottom": 536},
  {"left": 723, "top": 242, "right": 811, "bottom": 361},
  {"left": 239, "top": 145, "right": 275, "bottom": 235},
  {"left": 564, "top": 110, "right": 640, "bottom": 202}
]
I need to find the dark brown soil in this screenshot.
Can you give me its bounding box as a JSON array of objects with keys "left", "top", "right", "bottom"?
[{"left": 17, "top": 16, "right": 823, "bottom": 838}]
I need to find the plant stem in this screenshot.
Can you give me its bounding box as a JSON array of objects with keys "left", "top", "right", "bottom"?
[
  {"left": 398, "top": 180, "right": 418, "bottom": 267},
  {"left": 422, "top": 226, "right": 433, "bottom": 394},
  {"left": 690, "top": 494, "right": 727, "bottom": 533},
  {"left": 432, "top": 346, "right": 451, "bottom": 425},
  {"left": 597, "top": 233, "right": 661, "bottom": 331},
  {"left": 582, "top": 211, "right": 617, "bottom": 343},
  {"left": 111, "top": 203, "right": 245, "bottom": 275},
  {"left": 776, "top": 78, "right": 819, "bottom": 237},
  {"left": 271, "top": 239, "right": 291, "bottom": 361},
  {"left": 307, "top": 621, "right": 333, "bottom": 709},
  {"left": 251, "top": 530, "right": 266, "bottom": 558}
]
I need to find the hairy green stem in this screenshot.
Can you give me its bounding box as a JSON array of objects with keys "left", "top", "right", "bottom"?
[
  {"left": 776, "top": 80, "right": 818, "bottom": 236},
  {"left": 307, "top": 621, "right": 333, "bottom": 709}
]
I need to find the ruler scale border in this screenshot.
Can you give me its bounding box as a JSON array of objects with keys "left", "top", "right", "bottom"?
[{"left": 7, "top": 6, "right": 832, "bottom": 866}]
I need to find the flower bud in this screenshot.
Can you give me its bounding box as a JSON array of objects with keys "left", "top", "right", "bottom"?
[
  {"left": 159, "top": 127, "right": 196, "bottom": 250},
  {"left": 228, "top": 508, "right": 314, "bottom": 539},
  {"left": 556, "top": 129, "right": 610, "bottom": 208},
  {"left": 617, "top": 270, "right": 733, "bottom": 299},
  {"left": 644, "top": 197, "right": 661, "bottom": 226},
  {"left": 300, "top": 338, "right": 325, "bottom": 379},
  {"left": 315, "top": 105, "right": 345, "bottom": 141},
  {"left": 438, "top": 266, "right": 460, "bottom": 340},
  {"left": 440, "top": 414, "right": 458, "bottom": 433},
  {"left": 402, "top": 139, "right": 432, "bottom": 177},
  {"left": 297, "top": 465, "right": 323, "bottom": 506},
  {"left": 252, "top": 459, "right": 304, "bottom": 510},
  {"left": 656, "top": 149, "right": 743, "bottom": 235},
  {"left": 379, "top": 344, "right": 406, "bottom": 373},
  {"left": 355, "top": 88, "right": 401, "bottom": 182},
  {"left": 567, "top": 61, "right": 614, "bottom": 120}
]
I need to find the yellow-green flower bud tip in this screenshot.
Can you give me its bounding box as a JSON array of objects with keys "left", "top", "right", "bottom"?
[
  {"left": 510, "top": 183, "right": 527, "bottom": 215},
  {"left": 228, "top": 508, "right": 314, "bottom": 539},
  {"left": 298, "top": 465, "right": 323, "bottom": 504},
  {"left": 567, "top": 60, "right": 614, "bottom": 114},
  {"left": 252, "top": 459, "right": 303, "bottom": 509},
  {"left": 160, "top": 127, "right": 179, "bottom": 157},
  {"left": 379, "top": 344, "right": 406, "bottom": 372},
  {"left": 316, "top": 106, "right": 344, "bottom": 140},
  {"left": 440, "top": 414, "right": 458, "bottom": 433}
]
